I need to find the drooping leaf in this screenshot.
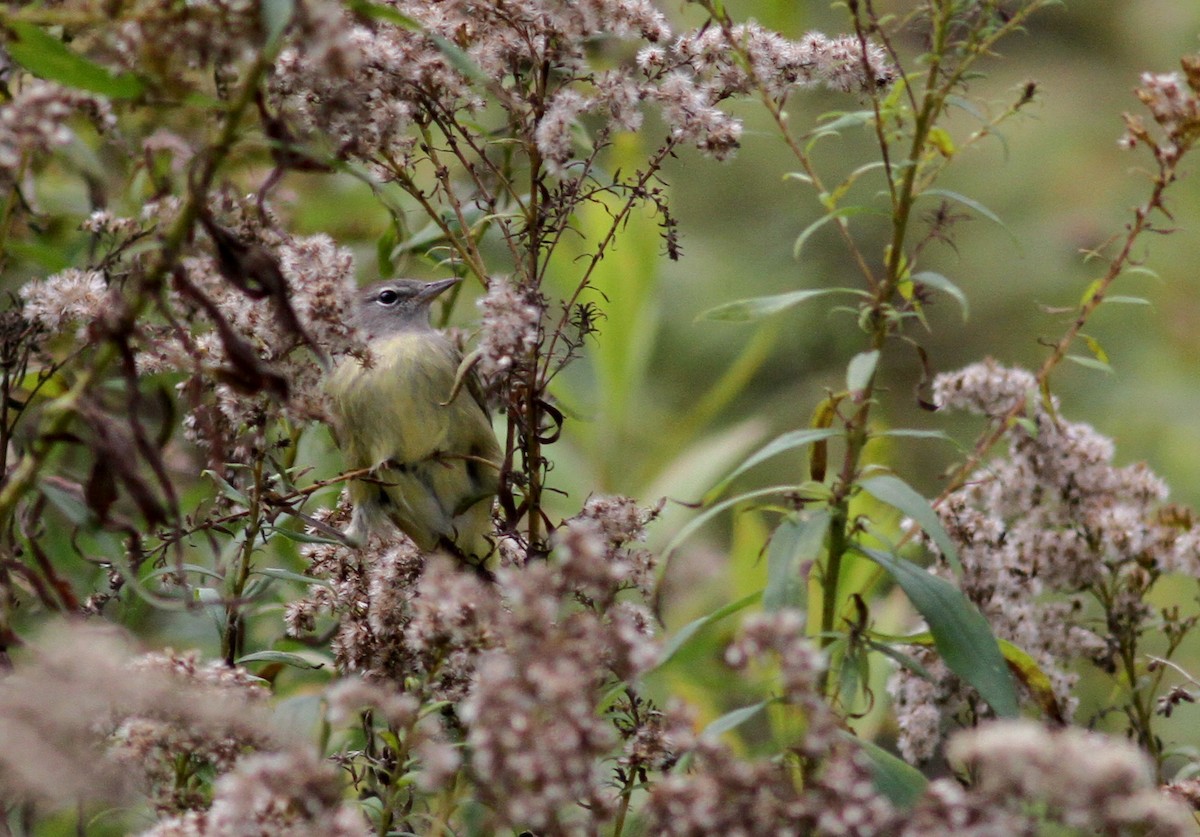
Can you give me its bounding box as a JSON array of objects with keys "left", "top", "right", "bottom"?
[
  {"left": 997, "top": 637, "right": 1064, "bottom": 723},
  {"left": 862, "top": 635, "right": 937, "bottom": 681},
  {"left": 706, "top": 429, "right": 841, "bottom": 500},
  {"left": 853, "top": 545, "right": 1019, "bottom": 718},
  {"left": 843, "top": 731, "right": 928, "bottom": 810},
  {"left": 345, "top": 0, "right": 486, "bottom": 81},
  {"left": 794, "top": 206, "right": 885, "bottom": 260},
  {"left": 764, "top": 511, "right": 831, "bottom": 611},
  {"left": 250, "top": 566, "right": 334, "bottom": 588},
  {"left": 203, "top": 470, "right": 250, "bottom": 506},
  {"left": 6, "top": 22, "right": 144, "bottom": 99},
  {"left": 805, "top": 110, "right": 875, "bottom": 149},
  {"left": 919, "top": 188, "right": 1005, "bottom": 228},
  {"left": 262, "top": 525, "right": 344, "bottom": 546},
  {"left": 700, "top": 699, "right": 772, "bottom": 740},
  {"left": 911, "top": 271, "right": 969, "bottom": 321},
  {"left": 881, "top": 631, "right": 1062, "bottom": 723},
  {"left": 698, "top": 288, "right": 859, "bottom": 322},
  {"left": 237, "top": 650, "right": 326, "bottom": 670},
  {"left": 40, "top": 479, "right": 93, "bottom": 527},
  {"left": 145, "top": 563, "right": 224, "bottom": 582},
  {"left": 821, "top": 160, "right": 888, "bottom": 209},
  {"left": 656, "top": 592, "right": 761, "bottom": 668},
  {"left": 859, "top": 474, "right": 960, "bottom": 573}
]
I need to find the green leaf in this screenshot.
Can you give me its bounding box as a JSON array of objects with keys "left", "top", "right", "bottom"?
[
  {"left": 203, "top": 470, "right": 249, "bottom": 506},
  {"left": 843, "top": 731, "right": 928, "bottom": 809},
  {"left": 427, "top": 33, "right": 488, "bottom": 83},
  {"left": 1065, "top": 354, "right": 1114, "bottom": 374},
  {"left": 1120, "top": 265, "right": 1161, "bottom": 281},
  {"left": 945, "top": 94, "right": 986, "bottom": 122},
  {"left": 6, "top": 22, "right": 144, "bottom": 99},
  {"left": 764, "top": 511, "right": 830, "bottom": 611},
  {"left": 345, "top": 0, "right": 421, "bottom": 28},
  {"left": 911, "top": 271, "right": 969, "bottom": 321},
  {"left": 7, "top": 240, "right": 75, "bottom": 272},
  {"left": 194, "top": 587, "right": 222, "bottom": 605},
  {"left": 236, "top": 650, "right": 326, "bottom": 670},
  {"left": 863, "top": 635, "right": 937, "bottom": 681},
  {"left": 1103, "top": 295, "right": 1151, "bottom": 306},
  {"left": 345, "top": 0, "right": 486, "bottom": 82},
  {"left": 656, "top": 592, "right": 761, "bottom": 668},
  {"left": 870, "top": 428, "right": 954, "bottom": 443},
  {"left": 663, "top": 485, "right": 797, "bottom": 561},
  {"left": 262, "top": 525, "right": 344, "bottom": 546},
  {"left": 39, "top": 480, "right": 94, "bottom": 527},
  {"left": 700, "top": 699, "right": 772, "bottom": 740},
  {"left": 259, "top": 0, "right": 296, "bottom": 46},
  {"left": 920, "top": 188, "right": 1005, "bottom": 229},
  {"left": 1079, "top": 334, "right": 1109, "bottom": 364},
  {"left": 846, "top": 350, "right": 879, "bottom": 394},
  {"left": 250, "top": 566, "right": 333, "bottom": 588},
  {"left": 853, "top": 545, "right": 1019, "bottom": 718},
  {"left": 880, "top": 630, "right": 1062, "bottom": 723},
  {"left": 698, "top": 287, "right": 858, "bottom": 322},
  {"left": 145, "top": 563, "right": 224, "bottom": 581},
  {"left": 793, "top": 206, "right": 885, "bottom": 260},
  {"left": 821, "top": 161, "right": 889, "bottom": 209},
  {"left": 806, "top": 110, "right": 874, "bottom": 146},
  {"left": 859, "top": 474, "right": 960, "bottom": 574},
  {"left": 706, "top": 428, "right": 841, "bottom": 500},
  {"left": 997, "top": 638, "right": 1064, "bottom": 723},
  {"left": 926, "top": 126, "right": 956, "bottom": 156}
]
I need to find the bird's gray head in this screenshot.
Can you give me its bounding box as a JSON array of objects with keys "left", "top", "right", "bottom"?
[{"left": 352, "top": 278, "right": 460, "bottom": 339}]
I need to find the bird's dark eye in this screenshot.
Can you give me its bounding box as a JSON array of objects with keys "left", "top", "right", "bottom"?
[{"left": 377, "top": 289, "right": 400, "bottom": 305}]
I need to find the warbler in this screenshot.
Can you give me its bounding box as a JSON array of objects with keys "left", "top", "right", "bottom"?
[{"left": 326, "top": 277, "right": 502, "bottom": 561}]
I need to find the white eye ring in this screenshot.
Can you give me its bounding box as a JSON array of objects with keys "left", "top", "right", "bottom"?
[{"left": 377, "top": 289, "right": 400, "bottom": 305}]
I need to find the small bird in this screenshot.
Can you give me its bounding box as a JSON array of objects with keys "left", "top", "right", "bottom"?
[{"left": 325, "top": 278, "right": 502, "bottom": 562}]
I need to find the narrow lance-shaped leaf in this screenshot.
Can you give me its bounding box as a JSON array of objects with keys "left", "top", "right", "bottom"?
[
  {"left": 841, "top": 731, "right": 928, "bottom": 810},
  {"left": 237, "top": 650, "right": 326, "bottom": 670},
  {"left": 794, "top": 206, "right": 886, "bottom": 260},
  {"left": 1080, "top": 333, "right": 1109, "bottom": 364},
  {"left": 345, "top": 0, "right": 487, "bottom": 81},
  {"left": 870, "top": 428, "right": 955, "bottom": 443},
  {"left": 1065, "top": 354, "right": 1114, "bottom": 374},
  {"left": 6, "top": 22, "right": 144, "bottom": 99},
  {"left": 698, "top": 288, "right": 861, "bottom": 323},
  {"left": 881, "top": 631, "right": 1064, "bottom": 723},
  {"left": 700, "top": 699, "right": 772, "bottom": 740},
  {"left": 920, "top": 188, "right": 1007, "bottom": 230},
  {"left": 859, "top": 474, "right": 960, "bottom": 574},
  {"left": 663, "top": 485, "right": 798, "bottom": 561},
  {"left": 853, "top": 545, "right": 1019, "bottom": 718},
  {"left": 705, "top": 428, "right": 841, "bottom": 500},
  {"left": 655, "top": 592, "right": 761, "bottom": 669},
  {"left": 911, "top": 271, "right": 969, "bottom": 322},
  {"left": 846, "top": 350, "right": 879, "bottom": 395},
  {"left": 764, "top": 511, "right": 831, "bottom": 611}
]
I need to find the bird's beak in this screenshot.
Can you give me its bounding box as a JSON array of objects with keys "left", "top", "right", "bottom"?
[{"left": 417, "top": 277, "right": 462, "bottom": 303}]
